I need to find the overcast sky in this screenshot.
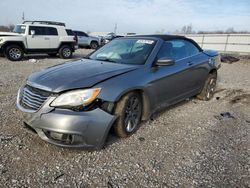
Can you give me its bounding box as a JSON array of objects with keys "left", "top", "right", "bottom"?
[{"left": 0, "top": 0, "right": 249, "bottom": 34}]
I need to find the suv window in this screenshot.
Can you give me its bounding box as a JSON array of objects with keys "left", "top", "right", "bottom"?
[
  {"left": 66, "top": 29, "right": 74, "bottom": 36},
  {"left": 76, "top": 31, "right": 88, "bottom": 37},
  {"left": 29, "top": 26, "right": 58, "bottom": 36},
  {"left": 158, "top": 39, "right": 200, "bottom": 61},
  {"left": 47, "top": 27, "right": 58, "bottom": 35}
]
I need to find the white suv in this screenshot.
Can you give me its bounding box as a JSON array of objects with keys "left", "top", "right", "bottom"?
[{"left": 0, "top": 21, "right": 77, "bottom": 61}]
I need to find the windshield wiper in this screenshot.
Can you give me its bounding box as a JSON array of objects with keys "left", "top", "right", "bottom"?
[{"left": 95, "top": 57, "right": 117, "bottom": 63}]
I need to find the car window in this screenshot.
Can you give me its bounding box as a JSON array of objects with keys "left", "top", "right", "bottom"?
[
  {"left": 75, "top": 32, "right": 88, "bottom": 37},
  {"left": 157, "top": 42, "right": 175, "bottom": 60},
  {"left": 184, "top": 40, "right": 200, "bottom": 56},
  {"left": 82, "top": 32, "right": 88, "bottom": 37},
  {"left": 46, "top": 27, "right": 58, "bottom": 35},
  {"left": 13, "top": 25, "right": 26, "bottom": 34},
  {"left": 66, "top": 29, "right": 74, "bottom": 36},
  {"left": 77, "top": 32, "right": 83, "bottom": 36},
  {"left": 89, "top": 38, "right": 156, "bottom": 65},
  {"left": 29, "top": 26, "right": 58, "bottom": 35},
  {"left": 171, "top": 39, "right": 200, "bottom": 60},
  {"left": 29, "top": 26, "right": 44, "bottom": 35}
]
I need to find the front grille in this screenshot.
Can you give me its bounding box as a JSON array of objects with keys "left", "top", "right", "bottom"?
[{"left": 20, "top": 85, "right": 51, "bottom": 111}]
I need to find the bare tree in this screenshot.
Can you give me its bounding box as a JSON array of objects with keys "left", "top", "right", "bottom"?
[
  {"left": 180, "top": 24, "right": 194, "bottom": 34},
  {"left": 181, "top": 26, "right": 187, "bottom": 33}
]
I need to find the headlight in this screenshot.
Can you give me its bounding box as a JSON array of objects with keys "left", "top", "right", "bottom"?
[{"left": 51, "top": 88, "right": 101, "bottom": 108}]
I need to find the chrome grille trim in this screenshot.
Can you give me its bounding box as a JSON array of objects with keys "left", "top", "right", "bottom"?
[{"left": 19, "top": 86, "right": 51, "bottom": 111}]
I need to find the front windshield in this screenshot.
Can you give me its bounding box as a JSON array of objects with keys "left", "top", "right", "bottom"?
[
  {"left": 13, "top": 25, "right": 26, "bottom": 34},
  {"left": 89, "top": 38, "right": 156, "bottom": 65}
]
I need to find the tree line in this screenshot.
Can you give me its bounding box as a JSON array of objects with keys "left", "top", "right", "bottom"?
[
  {"left": 0, "top": 24, "right": 15, "bottom": 32},
  {"left": 155, "top": 24, "right": 250, "bottom": 34}
]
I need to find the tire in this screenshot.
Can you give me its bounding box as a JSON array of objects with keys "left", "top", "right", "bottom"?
[
  {"left": 47, "top": 53, "right": 57, "bottom": 57},
  {"left": 5, "top": 45, "right": 24, "bottom": 61},
  {"left": 90, "top": 41, "right": 99, "bottom": 49},
  {"left": 114, "top": 92, "right": 142, "bottom": 138},
  {"left": 197, "top": 73, "right": 217, "bottom": 101},
  {"left": 59, "top": 45, "right": 72, "bottom": 59}
]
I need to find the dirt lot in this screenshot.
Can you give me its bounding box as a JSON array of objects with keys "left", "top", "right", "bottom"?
[{"left": 0, "top": 50, "right": 249, "bottom": 187}]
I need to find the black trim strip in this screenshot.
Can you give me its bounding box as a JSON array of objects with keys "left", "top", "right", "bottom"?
[{"left": 0, "top": 35, "right": 19, "bottom": 37}]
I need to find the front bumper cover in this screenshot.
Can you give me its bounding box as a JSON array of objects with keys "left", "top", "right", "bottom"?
[{"left": 17, "top": 91, "right": 116, "bottom": 149}]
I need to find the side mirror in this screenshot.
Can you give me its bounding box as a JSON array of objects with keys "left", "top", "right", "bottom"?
[
  {"left": 156, "top": 58, "right": 175, "bottom": 66},
  {"left": 30, "top": 30, "right": 35, "bottom": 36}
]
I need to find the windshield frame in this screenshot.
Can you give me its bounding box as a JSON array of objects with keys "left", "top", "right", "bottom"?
[
  {"left": 88, "top": 37, "right": 158, "bottom": 65},
  {"left": 13, "top": 24, "right": 26, "bottom": 34}
]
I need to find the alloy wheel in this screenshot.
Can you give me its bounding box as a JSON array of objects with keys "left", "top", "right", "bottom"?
[
  {"left": 63, "top": 48, "right": 71, "bottom": 58},
  {"left": 9, "top": 48, "right": 22, "bottom": 60},
  {"left": 124, "top": 96, "right": 142, "bottom": 132},
  {"left": 206, "top": 78, "right": 216, "bottom": 99}
]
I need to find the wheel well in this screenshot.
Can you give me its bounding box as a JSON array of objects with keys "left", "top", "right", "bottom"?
[
  {"left": 115, "top": 89, "right": 151, "bottom": 121},
  {"left": 91, "top": 40, "right": 98, "bottom": 44},
  {"left": 209, "top": 69, "right": 217, "bottom": 76},
  {"left": 59, "top": 42, "right": 74, "bottom": 50},
  {"left": 3, "top": 42, "right": 25, "bottom": 51}
]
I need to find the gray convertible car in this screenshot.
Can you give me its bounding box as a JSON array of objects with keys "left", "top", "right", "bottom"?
[{"left": 16, "top": 35, "right": 221, "bottom": 149}]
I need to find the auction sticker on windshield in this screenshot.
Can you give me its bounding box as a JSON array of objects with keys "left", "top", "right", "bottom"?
[{"left": 136, "top": 40, "right": 154, "bottom": 44}]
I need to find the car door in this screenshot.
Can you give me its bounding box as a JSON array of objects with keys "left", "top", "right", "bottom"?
[
  {"left": 26, "top": 26, "right": 50, "bottom": 49},
  {"left": 77, "top": 32, "right": 88, "bottom": 46},
  {"left": 148, "top": 39, "right": 204, "bottom": 107}
]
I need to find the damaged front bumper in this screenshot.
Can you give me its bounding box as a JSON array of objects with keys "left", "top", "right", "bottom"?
[{"left": 16, "top": 90, "right": 116, "bottom": 149}]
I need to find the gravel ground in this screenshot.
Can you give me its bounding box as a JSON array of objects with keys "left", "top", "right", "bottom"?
[{"left": 0, "top": 50, "right": 249, "bottom": 187}]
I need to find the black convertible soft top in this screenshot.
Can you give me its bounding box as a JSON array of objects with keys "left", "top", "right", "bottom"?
[
  {"left": 132, "top": 34, "right": 203, "bottom": 51},
  {"left": 134, "top": 34, "right": 186, "bottom": 40}
]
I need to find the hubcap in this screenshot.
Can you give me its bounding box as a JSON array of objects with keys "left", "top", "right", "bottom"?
[
  {"left": 63, "top": 48, "right": 71, "bottom": 57},
  {"left": 9, "top": 48, "right": 21, "bottom": 59},
  {"left": 207, "top": 78, "right": 216, "bottom": 99},
  {"left": 124, "top": 96, "right": 141, "bottom": 132}
]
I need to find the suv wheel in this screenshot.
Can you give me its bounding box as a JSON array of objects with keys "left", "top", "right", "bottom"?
[
  {"left": 5, "top": 45, "right": 24, "bottom": 61},
  {"left": 114, "top": 92, "right": 142, "bottom": 138},
  {"left": 90, "top": 41, "right": 99, "bottom": 49},
  {"left": 59, "top": 45, "right": 72, "bottom": 59}
]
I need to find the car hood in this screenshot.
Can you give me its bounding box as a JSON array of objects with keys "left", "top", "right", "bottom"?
[
  {"left": 0, "top": 31, "right": 21, "bottom": 37},
  {"left": 27, "top": 59, "right": 138, "bottom": 93}
]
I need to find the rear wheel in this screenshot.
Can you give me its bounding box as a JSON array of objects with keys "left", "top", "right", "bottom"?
[
  {"left": 114, "top": 92, "right": 142, "bottom": 138},
  {"left": 5, "top": 45, "right": 24, "bottom": 61},
  {"left": 197, "top": 73, "right": 217, "bottom": 101},
  {"left": 90, "top": 41, "right": 99, "bottom": 49},
  {"left": 59, "top": 45, "right": 72, "bottom": 59}
]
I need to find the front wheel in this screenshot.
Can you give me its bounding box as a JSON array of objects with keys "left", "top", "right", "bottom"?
[
  {"left": 5, "top": 45, "right": 24, "bottom": 61},
  {"left": 90, "top": 41, "right": 99, "bottom": 49},
  {"left": 197, "top": 73, "right": 217, "bottom": 101},
  {"left": 59, "top": 45, "right": 72, "bottom": 59},
  {"left": 114, "top": 92, "right": 142, "bottom": 138}
]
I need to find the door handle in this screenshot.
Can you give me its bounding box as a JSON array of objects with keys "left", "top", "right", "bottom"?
[
  {"left": 44, "top": 37, "right": 50, "bottom": 40},
  {"left": 187, "top": 62, "right": 193, "bottom": 66}
]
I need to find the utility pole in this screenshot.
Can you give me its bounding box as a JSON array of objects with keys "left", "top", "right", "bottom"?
[
  {"left": 114, "top": 23, "right": 117, "bottom": 35},
  {"left": 22, "top": 12, "right": 25, "bottom": 21}
]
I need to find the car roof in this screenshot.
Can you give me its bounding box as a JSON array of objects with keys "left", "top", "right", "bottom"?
[{"left": 134, "top": 34, "right": 186, "bottom": 40}]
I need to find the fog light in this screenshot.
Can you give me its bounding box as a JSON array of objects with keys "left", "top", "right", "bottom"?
[{"left": 44, "top": 130, "right": 84, "bottom": 144}]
